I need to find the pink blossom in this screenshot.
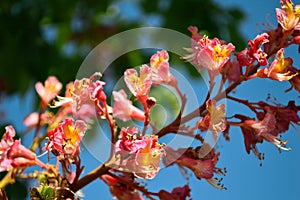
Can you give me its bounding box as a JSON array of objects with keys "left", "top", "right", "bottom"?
[
  {"left": 73, "top": 104, "right": 96, "bottom": 123},
  {"left": 91, "top": 79, "right": 106, "bottom": 102},
  {"left": 149, "top": 50, "right": 177, "bottom": 86},
  {"left": 46, "top": 118, "right": 87, "bottom": 158},
  {"left": 35, "top": 76, "right": 62, "bottom": 106},
  {"left": 102, "top": 174, "right": 144, "bottom": 200},
  {"left": 222, "top": 58, "right": 242, "bottom": 83},
  {"left": 124, "top": 65, "right": 152, "bottom": 104},
  {"left": 101, "top": 174, "right": 119, "bottom": 186},
  {"left": 134, "top": 135, "right": 164, "bottom": 179},
  {"left": 163, "top": 146, "right": 226, "bottom": 189},
  {"left": 236, "top": 48, "right": 254, "bottom": 67},
  {"left": 276, "top": 0, "right": 300, "bottom": 32},
  {"left": 248, "top": 33, "right": 269, "bottom": 56},
  {"left": 51, "top": 73, "right": 106, "bottom": 122},
  {"left": 240, "top": 101, "right": 299, "bottom": 157},
  {"left": 23, "top": 112, "right": 53, "bottom": 127},
  {"left": 178, "top": 157, "right": 215, "bottom": 179},
  {"left": 254, "top": 48, "right": 297, "bottom": 81},
  {"left": 112, "top": 90, "right": 145, "bottom": 122},
  {"left": 237, "top": 33, "right": 269, "bottom": 67},
  {"left": 0, "top": 126, "right": 46, "bottom": 172},
  {"left": 23, "top": 112, "right": 39, "bottom": 127},
  {"left": 259, "top": 101, "right": 300, "bottom": 133},
  {"left": 289, "top": 67, "right": 300, "bottom": 92},
  {"left": 158, "top": 185, "right": 191, "bottom": 200},
  {"left": 197, "top": 99, "right": 226, "bottom": 134},
  {"left": 253, "top": 49, "right": 268, "bottom": 66},
  {"left": 114, "top": 127, "right": 164, "bottom": 179},
  {"left": 164, "top": 147, "right": 218, "bottom": 179},
  {"left": 188, "top": 26, "right": 203, "bottom": 47},
  {"left": 115, "top": 127, "right": 143, "bottom": 154},
  {"left": 72, "top": 73, "right": 106, "bottom": 108},
  {"left": 242, "top": 108, "right": 291, "bottom": 153},
  {"left": 185, "top": 35, "right": 235, "bottom": 78}
]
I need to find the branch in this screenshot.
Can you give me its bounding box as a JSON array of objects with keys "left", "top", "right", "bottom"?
[{"left": 70, "top": 164, "right": 109, "bottom": 192}]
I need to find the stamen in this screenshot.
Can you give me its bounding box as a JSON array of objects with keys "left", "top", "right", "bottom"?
[
  {"left": 206, "top": 177, "right": 227, "bottom": 190},
  {"left": 37, "top": 151, "right": 48, "bottom": 158},
  {"left": 251, "top": 146, "right": 265, "bottom": 166},
  {"left": 269, "top": 135, "right": 291, "bottom": 151},
  {"left": 214, "top": 167, "right": 227, "bottom": 176}
]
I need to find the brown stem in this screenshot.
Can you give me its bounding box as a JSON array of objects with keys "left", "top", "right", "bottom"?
[
  {"left": 156, "top": 74, "right": 247, "bottom": 138},
  {"left": 70, "top": 164, "right": 109, "bottom": 192},
  {"left": 96, "top": 101, "right": 116, "bottom": 161},
  {"left": 227, "top": 95, "right": 260, "bottom": 114},
  {"left": 156, "top": 89, "right": 187, "bottom": 138}
]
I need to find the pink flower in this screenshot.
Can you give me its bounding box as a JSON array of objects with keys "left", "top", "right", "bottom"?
[
  {"left": 114, "top": 127, "right": 165, "bottom": 179},
  {"left": 158, "top": 185, "right": 191, "bottom": 200},
  {"left": 260, "top": 101, "right": 300, "bottom": 134},
  {"left": 276, "top": 0, "right": 300, "bottom": 32},
  {"left": 23, "top": 112, "right": 39, "bottom": 127},
  {"left": 23, "top": 112, "right": 53, "bottom": 127},
  {"left": 222, "top": 58, "right": 242, "bottom": 83},
  {"left": 236, "top": 48, "right": 254, "bottom": 67},
  {"left": 197, "top": 99, "right": 226, "bottom": 134},
  {"left": 102, "top": 174, "right": 144, "bottom": 200},
  {"left": 188, "top": 26, "right": 203, "bottom": 47},
  {"left": 46, "top": 118, "right": 87, "bottom": 158},
  {"left": 237, "top": 33, "right": 269, "bottom": 67},
  {"left": 35, "top": 76, "right": 62, "bottom": 107},
  {"left": 178, "top": 157, "right": 215, "bottom": 179},
  {"left": 72, "top": 72, "right": 106, "bottom": 108},
  {"left": 124, "top": 65, "right": 152, "bottom": 104},
  {"left": 163, "top": 146, "right": 226, "bottom": 189},
  {"left": 184, "top": 33, "right": 235, "bottom": 78},
  {"left": 51, "top": 73, "right": 106, "bottom": 122},
  {"left": 254, "top": 48, "right": 297, "bottom": 81},
  {"left": 289, "top": 67, "right": 300, "bottom": 92},
  {"left": 149, "top": 50, "right": 177, "bottom": 86},
  {"left": 115, "top": 127, "right": 143, "bottom": 154},
  {"left": 91, "top": 79, "right": 106, "bottom": 102},
  {"left": 112, "top": 90, "right": 145, "bottom": 122},
  {"left": 134, "top": 135, "right": 164, "bottom": 179},
  {"left": 0, "top": 126, "right": 46, "bottom": 172},
  {"left": 241, "top": 108, "right": 291, "bottom": 154},
  {"left": 248, "top": 33, "right": 269, "bottom": 56}
]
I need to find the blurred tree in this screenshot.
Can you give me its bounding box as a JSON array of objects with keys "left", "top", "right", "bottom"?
[{"left": 0, "top": 0, "right": 245, "bottom": 95}]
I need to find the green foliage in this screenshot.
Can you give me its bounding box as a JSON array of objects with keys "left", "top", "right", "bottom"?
[
  {"left": 2, "top": 175, "right": 28, "bottom": 200},
  {"left": 0, "top": 0, "right": 246, "bottom": 96}
]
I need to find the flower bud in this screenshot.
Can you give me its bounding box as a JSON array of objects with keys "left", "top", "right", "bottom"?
[{"left": 293, "top": 35, "right": 300, "bottom": 45}]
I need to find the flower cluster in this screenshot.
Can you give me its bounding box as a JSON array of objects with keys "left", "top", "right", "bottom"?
[
  {"left": 237, "top": 33, "right": 269, "bottom": 67},
  {"left": 164, "top": 146, "right": 226, "bottom": 190},
  {"left": 0, "top": 126, "right": 47, "bottom": 172},
  {"left": 0, "top": 1, "right": 300, "bottom": 200},
  {"left": 184, "top": 31, "right": 235, "bottom": 79},
  {"left": 45, "top": 118, "right": 87, "bottom": 160},
  {"left": 114, "top": 127, "right": 165, "bottom": 180},
  {"left": 197, "top": 99, "right": 227, "bottom": 135}
]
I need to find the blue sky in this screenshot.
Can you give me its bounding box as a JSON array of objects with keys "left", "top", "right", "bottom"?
[{"left": 1, "top": 0, "right": 300, "bottom": 200}]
